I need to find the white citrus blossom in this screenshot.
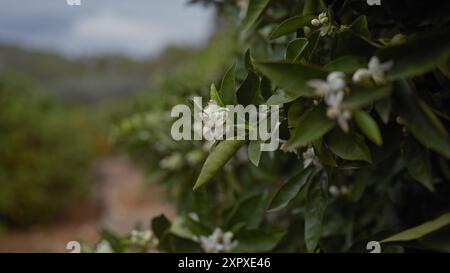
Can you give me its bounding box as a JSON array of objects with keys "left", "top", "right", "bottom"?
[
  {"left": 308, "top": 72, "right": 351, "bottom": 132},
  {"left": 95, "top": 240, "right": 113, "bottom": 253},
  {"left": 130, "top": 229, "right": 153, "bottom": 245},
  {"left": 308, "top": 72, "right": 346, "bottom": 97},
  {"left": 279, "top": 140, "right": 298, "bottom": 155},
  {"left": 311, "top": 12, "right": 329, "bottom": 27},
  {"left": 329, "top": 185, "right": 351, "bottom": 197},
  {"left": 194, "top": 228, "right": 239, "bottom": 253},
  {"left": 302, "top": 146, "right": 320, "bottom": 168},
  {"left": 352, "top": 56, "right": 393, "bottom": 85},
  {"left": 329, "top": 185, "right": 340, "bottom": 197},
  {"left": 318, "top": 12, "right": 329, "bottom": 24},
  {"left": 202, "top": 100, "right": 230, "bottom": 140},
  {"left": 325, "top": 90, "right": 351, "bottom": 132}
]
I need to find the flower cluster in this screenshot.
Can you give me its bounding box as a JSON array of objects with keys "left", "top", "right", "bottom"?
[
  {"left": 308, "top": 57, "right": 393, "bottom": 132},
  {"left": 308, "top": 72, "right": 351, "bottom": 132},
  {"left": 194, "top": 228, "right": 239, "bottom": 253},
  {"left": 311, "top": 12, "right": 329, "bottom": 27},
  {"left": 328, "top": 185, "right": 350, "bottom": 197}
]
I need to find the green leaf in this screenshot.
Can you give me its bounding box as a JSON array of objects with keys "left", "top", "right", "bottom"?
[
  {"left": 332, "top": 29, "right": 375, "bottom": 58},
  {"left": 260, "top": 76, "right": 273, "bottom": 100},
  {"left": 227, "top": 193, "right": 266, "bottom": 229},
  {"left": 210, "top": 83, "right": 224, "bottom": 107},
  {"left": 235, "top": 229, "right": 285, "bottom": 252},
  {"left": 379, "top": 27, "right": 450, "bottom": 80},
  {"left": 255, "top": 61, "right": 327, "bottom": 98},
  {"left": 312, "top": 138, "right": 337, "bottom": 167},
  {"left": 303, "top": 30, "right": 321, "bottom": 60},
  {"left": 286, "top": 104, "right": 335, "bottom": 149},
  {"left": 324, "top": 56, "right": 367, "bottom": 73},
  {"left": 285, "top": 38, "right": 309, "bottom": 62},
  {"left": 266, "top": 89, "right": 301, "bottom": 105},
  {"left": 242, "top": 0, "right": 271, "bottom": 31},
  {"left": 374, "top": 98, "right": 391, "bottom": 124},
  {"left": 269, "top": 14, "right": 316, "bottom": 40},
  {"left": 244, "top": 48, "right": 255, "bottom": 71},
  {"left": 305, "top": 172, "right": 328, "bottom": 253},
  {"left": 268, "top": 168, "right": 314, "bottom": 211},
  {"left": 302, "top": 0, "right": 317, "bottom": 15},
  {"left": 342, "top": 84, "right": 392, "bottom": 109},
  {"left": 404, "top": 137, "right": 434, "bottom": 192},
  {"left": 248, "top": 140, "right": 262, "bottom": 166},
  {"left": 349, "top": 15, "right": 371, "bottom": 40},
  {"left": 220, "top": 63, "right": 237, "bottom": 105},
  {"left": 327, "top": 130, "right": 372, "bottom": 163},
  {"left": 382, "top": 213, "right": 450, "bottom": 243},
  {"left": 193, "top": 140, "right": 246, "bottom": 190},
  {"left": 353, "top": 110, "right": 383, "bottom": 146},
  {"left": 394, "top": 80, "right": 450, "bottom": 159},
  {"left": 236, "top": 70, "right": 261, "bottom": 106}
]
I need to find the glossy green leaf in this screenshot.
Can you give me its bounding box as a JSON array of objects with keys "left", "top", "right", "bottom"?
[
  {"left": 286, "top": 104, "right": 335, "bottom": 149},
  {"left": 342, "top": 84, "right": 392, "bottom": 109},
  {"left": 327, "top": 130, "right": 372, "bottom": 163},
  {"left": 235, "top": 229, "right": 285, "bottom": 252},
  {"left": 268, "top": 168, "right": 314, "bottom": 211},
  {"left": 266, "top": 89, "right": 301, "bottom": 105},
  {"left": 255, "top": 61, "right": 327, "bottom": 98},
  {"left": 248, "top": 140, "right": 262, "bottom": 166},
  {"left": 379, "top": 27, "right": 450, "bottom": 80},
  {"left": 219, "top": 63, "right": 237, "bottom": 105},
  {"left": 227, "top": 193, "right": 266, "bottom": 229},
  {"left": 354, "top": 110, "right": 383, "bottom": 146},
  {"left": 404, "top": 137, "right": 434, "bottom": 192},
  {"left": 269, "top": 15, "right": 316, "bottom": 40},
  {"left": 193, "top": 140, "right": 246, "bottom": 190},
  {"left": 349, "top": 15, "right": 371, "bottom": 40},
  {"left": 285, "top": 38, "right": 309, "bottom": 62},
  {"left": 244, "top": 48, "right": 255, "bottom": 71},
  {"left": 324, "top": 56, "right": 367, "bottom": 73},
  {"left": 210, "top": 83, "right": 224, "bottom": 107},
  {"left": 305, "top": 172, "right": 328, "bottom": 253},
  {"left": 242, "top": 0, "right": 271, "bottom": 31},
  {"left": 382, "top": 213, "right": 450, "bottom": 243},
  {"left": 236, "top": 70, "right": 261, "bottom": 106},
  {"left": 394, "top": 80, "right": 450, "bottom": 158}
]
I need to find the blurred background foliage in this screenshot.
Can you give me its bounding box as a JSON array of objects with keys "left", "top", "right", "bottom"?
[
  {"left": 0, "top": 0, "right": 449, "bottom": 253},
  {"left": 0, "top": 74, "right": 98, "bottom": 227}
]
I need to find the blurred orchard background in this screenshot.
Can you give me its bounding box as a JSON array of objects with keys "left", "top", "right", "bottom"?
[
  {"left": 1, "top": 0, "right": 450, "bottom": 253},
  {"left": 0, "top": 0, "right": 216, "bottom": 252}
]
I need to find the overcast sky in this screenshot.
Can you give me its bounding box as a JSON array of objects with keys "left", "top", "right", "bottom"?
[{"left": 0, "top": 0, "right": 214, "bottom": 58}]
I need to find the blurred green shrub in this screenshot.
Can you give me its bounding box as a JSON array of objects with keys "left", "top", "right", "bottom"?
[{"left": 0, "top": 75, "right": 95, "bottom": 227}]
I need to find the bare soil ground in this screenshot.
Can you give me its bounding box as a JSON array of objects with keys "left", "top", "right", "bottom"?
[{"left": 0, "top": 156, "right": 175, "bottom": 252}]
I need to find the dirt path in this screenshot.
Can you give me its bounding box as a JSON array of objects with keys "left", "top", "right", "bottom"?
[{"left": 0, "top": 156, "right": 175, "bottom": 252}]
